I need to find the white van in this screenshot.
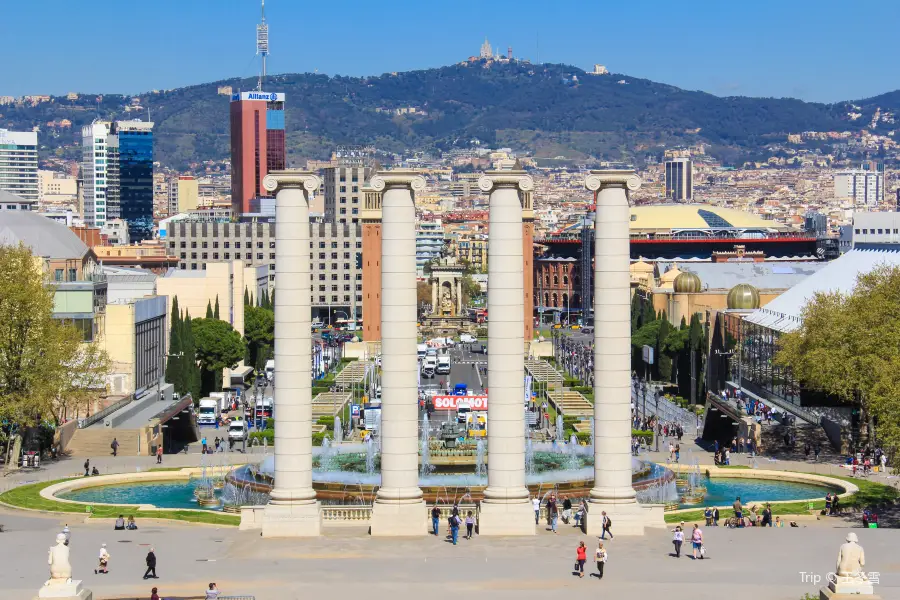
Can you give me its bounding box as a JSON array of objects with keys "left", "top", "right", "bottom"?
[
  {"left": 436, "top": 355, "right": 451, "bottom": 375},
  {"left": 417, "top": 344, "right": 428, "bottom": 360},
  {"left": 460, "top": 333, "right": 477, "bottom": 344},
  {"left": 421, "top": 357, "right": 437, "bottom": 378},
  {"left": 228, "top": 419, "right": 248, "bottom": 442}
]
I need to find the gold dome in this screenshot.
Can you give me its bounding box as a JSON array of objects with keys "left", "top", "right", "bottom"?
[
  {"left": 727, "top": 283, "right": 761, "bottom": 310},
  {"left": 630, "top": 260, "right": 654, "bottom": 273},
  {"left": 673, "top": 271, "right": 702, "bottom": 294}
]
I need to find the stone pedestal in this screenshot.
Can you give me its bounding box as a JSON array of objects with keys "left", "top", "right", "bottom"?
[
  {"left": 584, "top": 169, "right": 658, "bottom": 536},
  {"left": 370, "top": 170, "right": 427, "bottom": 536},
  {"left": 36, "top": 581, "right": 92, "bottom": 600},
  {"left": 477, "top": 171, "right": 535, "bottom": 536},
  {"left": 819, "top": 576, "right": 879, "bottom": 599},
  {"left": 261, "top": 171, "right": 322, "bottom": 538}
]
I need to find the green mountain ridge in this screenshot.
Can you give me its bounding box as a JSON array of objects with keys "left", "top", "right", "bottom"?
[{"left": 3, "top": 62, "right": 895, "bottom": 170}]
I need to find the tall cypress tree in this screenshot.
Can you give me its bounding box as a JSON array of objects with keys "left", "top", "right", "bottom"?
[
  {"left": 182, "top": 310, "right": 201, "bottom": 402},
  {"left": 206, "top": 301, "right": 213, "bottom": 319},
  {"left": 165, "top": 297, "right": 183, "bottom": 391},
  {"left": 270, "top": 288, "right": 275, "bottom": 308},
  {"left": 656, "top": 311, "right": 671, "bottom": 381},
  {"left": 214, "top": 295, "right": 220, "bottom": 320},
  {"left": 244, "top": 287, "right": 250, "bottom": 307}
]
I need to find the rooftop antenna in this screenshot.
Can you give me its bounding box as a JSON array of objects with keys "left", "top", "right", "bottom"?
[{"left": 256, "top": 0, "right": 269, "bottom": 91}]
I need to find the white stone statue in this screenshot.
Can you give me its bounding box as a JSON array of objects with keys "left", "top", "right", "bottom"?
[
  {"left": 441, "top": 290, "right": 454, "bottom": 315},
  {"left": 836, "top": 532, "right": 867, "bottom": 579},
  {"left": 46, "top": 533, "right": 72, "bottom": 585},
  {"left": 829, "top": 532, "right": 876, "bottom": 596}
]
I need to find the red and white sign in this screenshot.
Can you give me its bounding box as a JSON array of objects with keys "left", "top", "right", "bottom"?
[{"left": 433, "top": 395, "right": 488, "bottom": 411}]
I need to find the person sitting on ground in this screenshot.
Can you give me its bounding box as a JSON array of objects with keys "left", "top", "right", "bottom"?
[
  {"left": 114, "top": 515, "right": 125, "bottom": 531},
  {"left": 774, "top": 516, "right": 784, "bottom": 528},
  {"left": 126, "top": 515, "right": 137, "bottom": 530},
  {"left": 91, "top": 466, "right": 100, "bottom": 476}
]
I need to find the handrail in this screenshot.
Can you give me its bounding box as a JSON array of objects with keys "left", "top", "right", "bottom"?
[{"left": 78, "top": 395, "right": 133, "bottom": 429}]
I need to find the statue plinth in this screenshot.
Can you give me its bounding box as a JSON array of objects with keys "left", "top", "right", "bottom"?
[
  {"left": 820, "top": 581, "right": 879, "bottom": 600},
  {"left": 36, "top": 580, "right": 92, "bottom": 600},
  {"left": 820, "top": 533, "right": 879, "bottom": 599}
]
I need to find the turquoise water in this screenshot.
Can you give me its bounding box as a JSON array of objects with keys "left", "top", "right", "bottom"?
[
  {"left": 682, "top": 477, "right": 834, "bottom": 508},
  {"left": 59, "top": 476, "right": 835, "bottom": 511},
  {"left": 60, "top": 481, "right": 219, "bottom": 511}
]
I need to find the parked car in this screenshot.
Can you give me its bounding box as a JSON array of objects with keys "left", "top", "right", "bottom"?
[{"left": 471, "top": 344, "right": 487, "bottom": 354}]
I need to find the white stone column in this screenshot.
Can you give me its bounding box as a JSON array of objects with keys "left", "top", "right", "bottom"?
[
  {"left": 261, "top": 170, "right": 322, "bottom": 537},
  {"left": 431, "top": 277, "right": 438, "bottom": 315},
  {"left": 456, "top": 277, "right": 463, "bottom": 315},
  {"left": 370, "top": 170, "right": 427, "bottom": 536},
  {"left": 584, "top": 169, "right": 657, "bottom": 536},
  {"left": 478, "top": 170, "right": 535, "bottom": 536}
]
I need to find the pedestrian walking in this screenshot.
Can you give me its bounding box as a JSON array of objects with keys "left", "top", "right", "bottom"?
[
  {"left": 464, "top": 511, "right": 475, "bottom": 539},
  {"left": 95, "top": 543, "right": 110, "bottom": 574},
  {"left": 449, "top": 512, "right": 460, "bottom": 545},
  {"left": 562, "top": 495, "right": 573, "bottom": 524},
  {"left": 150, "top": 587, "right": 160, "bottom": 600},
  {"left": 575, "top": 541, "right": 587, "bottom": 578},
  {"left": 201, "top": 436, "right": 208, "bottom": 454},
  {"left": 600, "top": 511, "right": 614, "bottom": 540},
  {"left": 532, "top": 496, "right": 541, "bottom": 525},
  {"left": 593, "top": 542, "right": 607, "bottom": 579},
  {"left": 111, "top": 438, "right": 119, "bottom": 457},
  {"left": 690, "top": 524, "right": 704, "bottom": 560},
  {"left": 430, "top": 504, "right": 440, "bottom": 536},
  {"left": 547, "top": 494, "right": 559, "bottom": 533},
  {"left": 143, "top": 548, "right": 157, "bottom": 579},
  {"left": 84, "top": 459, "right": 90, "bottom": 477},
  {"left": 814, "top": 443, "right": 821, "bottom": 462},
  {"left": 672, "top": 526, "right": 684, "bottom": 557},
  {"left": 62, "top": 524, "right": 70, "bottom": 546},
  {"left": 156, "top": 445, "right": 163, "bottom": 464}
]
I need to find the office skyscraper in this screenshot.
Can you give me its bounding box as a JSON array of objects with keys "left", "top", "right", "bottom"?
[
  {"left": 81, "top": 121, "right": 111, "bottom": 227},
  {"left": 115, "top": 120, "right": 154, "bottom": 241},
  {"left": 0, "top": 129, "right": 39, "bottom": 202},
  {"left": 664, "top": 158, "right": 693, "bottom": 202},
  {"left": 229, "top": 91, "right": 286, "bottom": 215},
  {"left": 834, "top": 165, "right": 884, "bottom": 207}
]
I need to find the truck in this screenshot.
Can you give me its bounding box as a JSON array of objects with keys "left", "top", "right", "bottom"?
[
  {"left": 198, "top": 398, "right": 218, "bottom": 426},
  {"left": 421, "top": 356, "right": 436, "bottom": 378},
  {"left": 227, "top": 418, "right": 248, "bottom": 444},
  {"left": 417, "top": 344, "right": 428, "bottom": 360},
  {"left": 453, "top": 383, "right": 468, "bottom": 396},
  {"left": 436, "top": 355, "right": 451, "bottom": 375},
  {"left": 265, "top": 359, "right": 275, "bottom": 382}
]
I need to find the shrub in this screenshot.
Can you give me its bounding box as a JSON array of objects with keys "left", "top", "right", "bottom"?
[
  {"left": 265, "top": 418, "right": 275, "bottom": 430},
  {"left": 575, "top": 431, "right": 592, "bottom": 444},
  {"left": 632, "top": 429, "right": 653, "bottom": 441},
  {"left": 250, "top": 430, "right": 274, "bottom": 445},
  {"left": 317, "top": 415, "right": 335, "bottom": 427},
  {"left": 312, "top": 432, "right": 326, "bottom": 446}
]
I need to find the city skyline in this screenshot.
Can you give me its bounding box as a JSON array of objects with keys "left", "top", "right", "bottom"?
[{"left": 2, "top": 0, "right": 900, "bottom": 103}]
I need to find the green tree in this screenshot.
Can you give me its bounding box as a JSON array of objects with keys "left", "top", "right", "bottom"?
[
  {"left": 461, "top": 275, "right": 481, "bottom": 306},
  {"left": 213, "top": 295, "right": 220, "bottom": 320},
  {"left": 244, "top": 306, "right": 275, "bottom": 370},
  {"left": 0, "top": 244, "right": 109, "bottom": 426},
  {"left": 656, "top": 312, "right": 671, "bottom": 381},
  {"left": 192, "top": 317, "right": 245, "bottom": 397},
  {"left": 777, "top": 265, "right": 900, "bottom": 456},
  {"left": 205, "top": 300, "right": 213, "bottom": 319},
  {"left": 165, "top": 297, "right": 183, "bottom": 393},
  {"left": 181, "top": 309, "right": 201, "bottom": 401},
  {"left": 243, "top": 287, "right": 250, "bottom": 307}
]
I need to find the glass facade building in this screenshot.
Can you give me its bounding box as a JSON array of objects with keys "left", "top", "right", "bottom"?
[{"left": 115, "top": 122, "right": 154, "bottom": 242}]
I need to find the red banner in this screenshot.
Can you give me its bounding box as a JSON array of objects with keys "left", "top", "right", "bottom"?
[{"left": 433, "top": 395, "right": 488, "bottom": 410}]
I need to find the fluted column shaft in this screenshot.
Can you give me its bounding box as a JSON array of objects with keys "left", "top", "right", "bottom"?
[
  {"left": 587, "top": 170, "right": 641, "bottom": 505},
  {"left": 374, "top": 171, "right": 425, "bottom": 504},
  {"left": 481, "top": 171, "right": 531, "bottom": 502},
  {"left": 265, "top": 171, "right": 320, "bottom": 505}
]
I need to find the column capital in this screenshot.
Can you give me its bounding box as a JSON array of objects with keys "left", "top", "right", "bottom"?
[
  {"left": 584, "top": 169, "right": 641, "bottom": 193},
  {"left": 370, "top": 170, "right": 426, "bottom": 193},
  {"left": 263, "top": 170, "right": 321, "bottom": 194},
  {"left": 478, "top": 170, "right": 534, "bottom": 193}
]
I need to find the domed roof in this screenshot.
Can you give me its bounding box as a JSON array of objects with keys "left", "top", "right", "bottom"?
[
  {"left": 630, "top": 260, "right": 654, "bottom": 273},
  {"left": 659, "top": 266, "right": 683, "bottom": 284},
  {"left": 673, "top": 271, "right": 702, "bottom": 293},
  {"left": 727, "top": 283, "right": 761, "bottom": 310}
]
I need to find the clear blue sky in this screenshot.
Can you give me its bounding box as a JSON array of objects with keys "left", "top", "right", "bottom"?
[{"left": 2, "top": 0, "right": 897, "bottom": 102}]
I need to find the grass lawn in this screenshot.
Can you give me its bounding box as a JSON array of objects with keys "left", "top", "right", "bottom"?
[
  {"left": 0, "top": 479, "right": 240, "bottom": 527},
  {"left": 664, "top": 471, "right": 898, "bottom": 523}
]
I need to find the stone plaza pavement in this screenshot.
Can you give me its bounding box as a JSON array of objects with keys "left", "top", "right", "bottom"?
[{"left": 1, "top": 505, "right": 897, "bottom": 600}]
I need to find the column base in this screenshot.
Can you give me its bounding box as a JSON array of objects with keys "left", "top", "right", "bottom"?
[
  {"left": 36, "top": 581, "right": 92, "bottom": 600},
  {"left": 584, "top": 501, "right": 665, "bottom": 536},
  {"left": 370, "top": 500, "right": 427, "bottom": 536},
  {"left": 478, "top": 500, "right": 536, "bottom": 536},
  {"left": 261, "top": 501, "right": 322, "bottom": 537}
]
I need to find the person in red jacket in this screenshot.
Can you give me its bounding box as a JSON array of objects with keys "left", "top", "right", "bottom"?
[{"left": 575, "top": 541, "right": 587, "bottom": 578}]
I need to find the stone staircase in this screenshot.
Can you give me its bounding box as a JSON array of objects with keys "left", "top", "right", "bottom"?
[
  {"left": 65, "top": 428, "right": 141, "bottom": 457},
  {"left": 760, "top": 422, "right": 839, "bottom": 460}
]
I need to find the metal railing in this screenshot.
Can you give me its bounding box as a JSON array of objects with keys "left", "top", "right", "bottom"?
[
  {"left": 632, "top": 381, "right": 695, "bottom": 429},
  {"left": 78, "top": 395, "right": 133, "bottom": 429}
]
